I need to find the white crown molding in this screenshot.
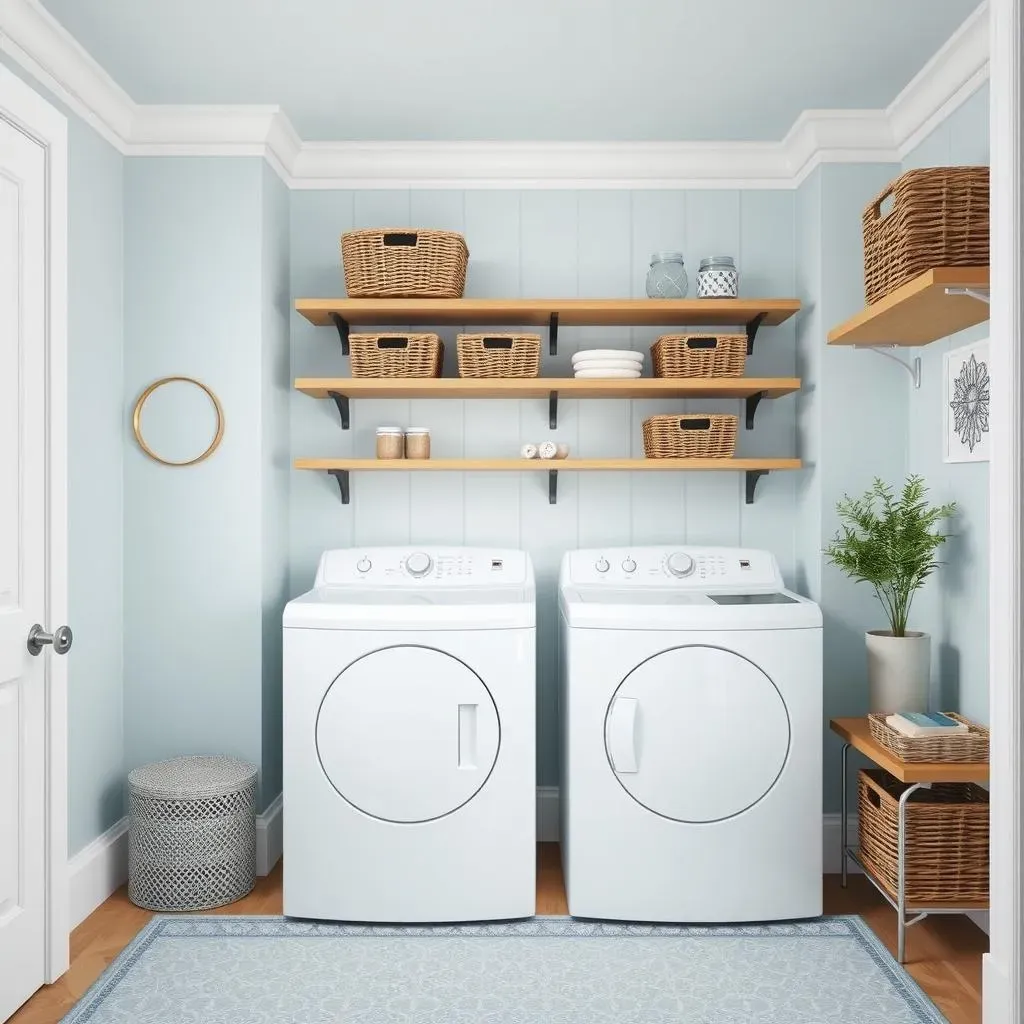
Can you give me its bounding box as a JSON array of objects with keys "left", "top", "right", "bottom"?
[{"left": 0, "top": 0, "right": 989, "bottom": 188}]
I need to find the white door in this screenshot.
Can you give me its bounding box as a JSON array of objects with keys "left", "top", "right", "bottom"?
[{"left": 0, "top": 112, "right": 52, "bottom": 1020}]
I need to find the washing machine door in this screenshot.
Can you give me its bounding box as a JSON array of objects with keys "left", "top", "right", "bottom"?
[
  {"left": 604, "top": 645, "right": 790, "bottom": 823},
  {"left": 316, "top": 645, "right": 500, "bottom": 823}
]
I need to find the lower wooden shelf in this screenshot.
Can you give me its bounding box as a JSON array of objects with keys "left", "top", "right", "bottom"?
[{"left": 294, "top": 457, "right": 802, "bottom": 505}]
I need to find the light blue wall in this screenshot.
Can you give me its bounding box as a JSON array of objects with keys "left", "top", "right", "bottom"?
[
  {"left": 122, "top": 157, "right": 267, "bottom": 795},
  {"left": 1, "top": 56, "right": 126, "bottom": 855},
  {"left": 290, "top": 189, "right": 800, "bottom": 786},
  {"left": 903, "top": 85, "right": 990, "bottom": 725}
]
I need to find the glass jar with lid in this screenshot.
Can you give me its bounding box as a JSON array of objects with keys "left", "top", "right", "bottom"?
[
  {"left": 404, "top": 427, "right": 431, "bottom": 460},
  {"left": 645, "top": 252, "right": 688, "bottom": 299},
  {"left": 375, "top": 426, "right": 404, "bottom": 460},
  {"left": 696, "top": 256, "right": 739, "bottom": 298}
]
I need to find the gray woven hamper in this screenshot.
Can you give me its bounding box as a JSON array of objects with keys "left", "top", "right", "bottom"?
[{"left": 128, "top": 755, "right": 258, "bottom": 912}]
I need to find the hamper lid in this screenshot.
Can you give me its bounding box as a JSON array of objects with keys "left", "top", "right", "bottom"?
[{"left": 128, "top": 755, "right": 258, "bottom": 799}]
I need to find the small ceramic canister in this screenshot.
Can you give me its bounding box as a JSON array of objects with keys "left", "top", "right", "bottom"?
[
  {"left": 376, "top": 426, "right": 404, "bottom": 460},
  {"left": 696, "top": 256, "right": 739, "bottom": 298},
  {"left": 404, "top": 427, "right": 431, "bottom": 459}
]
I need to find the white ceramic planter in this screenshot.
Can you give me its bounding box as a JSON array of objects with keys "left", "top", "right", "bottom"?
[{"left": 865, "top": 630, "right": 931, "bottom": 713}]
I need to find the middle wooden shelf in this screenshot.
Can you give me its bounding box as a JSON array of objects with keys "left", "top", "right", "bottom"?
[{"left": 295, "top": 375, "right": 802, "bottom": 431}]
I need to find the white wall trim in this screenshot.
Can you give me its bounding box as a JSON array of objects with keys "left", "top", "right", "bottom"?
[
  {"left": 0, "top": 0, "right": 990, "bottom": 188},
  {"left": 67, "top": 818, "right": 129, "bottom": 929},
  {"left": 256, "top": 794, "right": 283, "bottom": 877}
]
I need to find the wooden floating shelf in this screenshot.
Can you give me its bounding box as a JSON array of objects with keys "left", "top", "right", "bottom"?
[
  {"left": 296, "top": 297, "right": 801, "bottom": 329},
  {"left": 295, "top": 457, "right": 802, "bottom": 506},
  {"left": 827, "top": 267, "right": 990, "bottom": 347}
]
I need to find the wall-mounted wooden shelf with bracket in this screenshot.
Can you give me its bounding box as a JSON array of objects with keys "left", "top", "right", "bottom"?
[
  {"left": 827, "top": 267, "right": 990, "bottom": 347},
  {"left": 294, "top": 376, "right": 802, "bottom": 431},
  {"left": 295, "top": 457, "right": 803, "bottom": 507},
  {"left": 296, "top": 297, "right": 801, "bottom": 356}
]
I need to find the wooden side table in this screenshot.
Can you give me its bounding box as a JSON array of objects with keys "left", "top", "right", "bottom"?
[{"left": 830, "top": 717, "right": 989, "bottom": 962}]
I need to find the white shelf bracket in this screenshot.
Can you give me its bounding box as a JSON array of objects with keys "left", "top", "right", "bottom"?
[
  {"left": 944, "top": 286, "right": 990, "bottom": 305},
  {"left": 854, "top": 345, "right": 922, "bottom": 389}
]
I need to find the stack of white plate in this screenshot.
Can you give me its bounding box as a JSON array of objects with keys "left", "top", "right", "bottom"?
[{"left": 571, "top": 349, "right": 645, "bottom": 379}]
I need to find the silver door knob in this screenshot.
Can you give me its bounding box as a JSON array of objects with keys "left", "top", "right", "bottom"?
[{"left": 27, "top": 624, "right": 73, "bottom": 656}]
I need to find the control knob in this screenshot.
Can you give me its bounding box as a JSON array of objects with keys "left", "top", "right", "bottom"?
[
  {"left": 622, "top": 557, "right": 637, "bottom": 573},
  {"left": 405, "top": 552, "right": 433, "bottom": 577},
  {"left": 666, "top": 551, "right": 695, "bottom": 578},
  {"left": 595, "top": 557, "right": 610, "bottom": 574},
  {"left": 356, "top": 556, "right": 372, "bottom": 573}
]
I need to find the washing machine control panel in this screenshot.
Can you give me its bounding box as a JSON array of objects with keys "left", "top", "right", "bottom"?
[
  {"left": 568, "top": 547, "right": 782, "bottom": 588},
  {"left": 315, "top": 547, "right": 530, "bottom": 586}
]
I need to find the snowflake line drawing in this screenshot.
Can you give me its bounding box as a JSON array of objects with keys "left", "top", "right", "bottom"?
[{"left": 949, "top": 352, "right": 990, "bottom": 453}]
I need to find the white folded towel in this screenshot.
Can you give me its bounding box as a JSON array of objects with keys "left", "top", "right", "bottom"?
[{"left": 520, "top": 443, "right": 538, "bottom": 459}]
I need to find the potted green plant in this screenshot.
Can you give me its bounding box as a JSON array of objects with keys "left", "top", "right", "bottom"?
[{"left": 825, "top": 475, "right": 957, "bottom": 713}]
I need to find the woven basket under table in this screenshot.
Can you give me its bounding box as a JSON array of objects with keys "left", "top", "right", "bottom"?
[
  {"left": 128, "top": 755, "right": 258, "bottom": 912},
  {"left": 349, "top": 333, "right": 444, "bottom": 378},
  {"left": 642, "top": 414, "right": 738, "bottom": 459},
  {"left": 863, "top": 166, "right": 989, "bottom": 305},
  {"left": 868, "top": 712, "right": 989, "bottom": 763},
  {"left": 651, "top": 334, "right": 747, "bottom": 378},
  {"left": 341, "top": 228, "right": 468, "bottom": 298},
  {"left": 857, "top": 768, "right": 989, "bottom": 905},
  {"left": 457, "top": 334, "right": 541, "bottom": 378}
]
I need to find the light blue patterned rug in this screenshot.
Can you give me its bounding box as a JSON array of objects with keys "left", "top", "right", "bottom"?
[{"left": 63, "top": 915, "right": 946, "bottom": 1024}]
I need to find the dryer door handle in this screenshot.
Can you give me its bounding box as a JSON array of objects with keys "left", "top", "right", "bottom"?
[{"left": 607, "top": 697, "right": 639, "bottom": 773}]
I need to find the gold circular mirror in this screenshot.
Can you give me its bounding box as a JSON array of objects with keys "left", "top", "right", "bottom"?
[{"left": 132, "top": 377, "right": 224, "bottom": 467}]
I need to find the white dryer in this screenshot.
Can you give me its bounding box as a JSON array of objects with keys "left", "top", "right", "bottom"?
[
  {"left": 559, "top": 546, "right": 822, "bottom": 923},
  {"left": 284, "top": 547, "right": 536, "bottom": 922}
]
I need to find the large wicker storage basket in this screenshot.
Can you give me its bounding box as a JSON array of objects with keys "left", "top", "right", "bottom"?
[
  {"left": 349, "top": 334, "right": 444, "bottom": 378},
  {"left": 128, "top": 755, "right": 258, "bottom": 912},
  {"left": 457, "top": 334, "right": 541, "bottom": 378},
  {"left": 651, "top": 334, "right": 747, "bottom": 378},
  {"left": 863, "top": 166, "right": 989, "bottom": 305},
  {"left": 642, "top": 414, "right": 738, "bottom": 458},
  {"left": 341, "top": 228, "right": 468, "bottom": 298},
  {"left": 857, "top": 768, "right": 989, "bottom": 904}
]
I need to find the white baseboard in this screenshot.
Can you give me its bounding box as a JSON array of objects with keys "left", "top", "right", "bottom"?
[
  {"left": 68, "top": 817, "right": 128, "bottom": 928},
  {"left": 256, "top": 794, "right": 283, "bottom": 876}
]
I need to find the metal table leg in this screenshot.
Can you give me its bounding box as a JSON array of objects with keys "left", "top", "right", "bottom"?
[
  {"left": 840, "top": 742, "right": 850, "bottom": 888},
  {"left": 896, "top": 782, "right": 930, "bottom": 962}
]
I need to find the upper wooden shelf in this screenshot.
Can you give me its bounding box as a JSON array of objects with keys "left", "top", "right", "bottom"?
[
  {"left": 295, "top": 297, "right": 801, "bottom": 329},
  {"left": 294, "top": 376, "right": 801, "bottom": 401},
  {"left": 830, "top": 717, "right": 989, "bottom": 784},
  {"left": 827, "top": 268, "right": 990, "bottom": 347}
]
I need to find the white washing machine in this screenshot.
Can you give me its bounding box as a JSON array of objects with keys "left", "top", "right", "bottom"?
[
  {"left": 283, "top": 547, "right": 536, "bottom": 922},
  {"left": 559, "top": 546, "right": 822, "bottom": 923}
]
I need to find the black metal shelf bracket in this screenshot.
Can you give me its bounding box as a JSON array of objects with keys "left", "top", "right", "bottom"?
[
  {"left": 549, "top": 313, "right": 559, "bottom": 356},
  {"left": 327, "top": 391, "right": 351, "bottom": 430},
  {"left": 745, "top": 469, "right": 769, "bottom": 504},
  {"left": 549, "top": 391, "right": 558, "bottom": 429},
  {"left": 744, "top": 390, "right": 766, "bottom": 430},
  {"left": 549, "top": 469, "right": 558, "bottom": 505},
  {"left": 745, "top": 312, "right": 767, "bottom": 355},
  {"left": 328, "top": 469, "right": 350, "bottom": 504},
  {"left": 330, "top": 313, "right": 351, "bottom": 356}
]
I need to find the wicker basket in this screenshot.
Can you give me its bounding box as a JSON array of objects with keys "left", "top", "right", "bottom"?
[
  {"left": 349, "top": 334, "right": 444, "bottom": 378},
  {"left": 868, "top": 712, "right": 990, "bottom": 764},
  {"left": 642, "top": 414, "right": 738, "bottom": 459},
  {"left": 650, "top": 334, "right": 747, "bottom": 378},
  {"left": 863, "top": 167, "right": 989, "bottom": 305},
  {"left": 341, "top": 229, "right": 468, "bottom": 298},
  {"left": 857, "top": 768, "right": 989, "bottom": 904},
  {"left": 457, "top": 334, "right": 541, "bottom": 378}
]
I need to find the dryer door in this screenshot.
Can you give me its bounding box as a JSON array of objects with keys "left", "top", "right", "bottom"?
[
  {"left": 316, "top": 645, "right": 500, "bottom": 823},
  {"left": 604, "top": 645, "right": 789, "bottom": 823}
]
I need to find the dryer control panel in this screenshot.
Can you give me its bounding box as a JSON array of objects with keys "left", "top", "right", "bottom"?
[
  {"left": 564, "top": 547, "right": 782, "bottom": 589},
  {"left": 315, "top": 547, "right": 530, "bottom": 587}
]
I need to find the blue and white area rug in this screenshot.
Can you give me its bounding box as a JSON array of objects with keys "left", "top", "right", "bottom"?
[{"left": 63, "top": 915, "right": 946, "bottom": 1024}]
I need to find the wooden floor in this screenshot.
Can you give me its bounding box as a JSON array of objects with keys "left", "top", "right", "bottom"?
[{"left": 12, "top": 846, "right": 987, "bottom": 1024}]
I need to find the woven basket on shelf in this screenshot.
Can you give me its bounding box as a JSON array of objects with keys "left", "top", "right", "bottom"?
[
  {"left": 863, "top": 166, "right": 989, "bottom": 305},
  {"left": 341, "top": 229, "right": 468, "bottom": 298},
  {"left": 348, "top": 334, "right": 444, "bottom": 378},
  {"left": 457, "top": 334, "right": 541, "bottom": 378},
  {"left": 857, "top": 768, "right": 989, "bottom": 904},
  {"left": 642, "top": 414, "right": 738, "bottom": 459},
  {"left": 651, "top": 334, "right": 747, "bottom": 378},
  {"left": 868, "top": 712, "right": 989, "bottom": 764}
]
